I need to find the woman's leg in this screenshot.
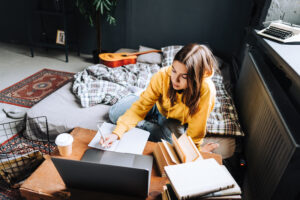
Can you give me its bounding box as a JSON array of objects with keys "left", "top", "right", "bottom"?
[
  {"left": 109, "top": 94, "right": 157, "bottom": 124},
  {"left": 144, "top": 106, "right": 185, "bottom": 143},
  {"left": 109, "top": 94, "right": 139, "bottom": 123}
]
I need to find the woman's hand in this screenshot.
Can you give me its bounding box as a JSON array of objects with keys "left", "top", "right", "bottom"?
[
  {"left": 201, "top": 142, "right": 219, "bottom": 153},
  {"left": 100, "top": 133, "right": 118, "bottom": 148}
]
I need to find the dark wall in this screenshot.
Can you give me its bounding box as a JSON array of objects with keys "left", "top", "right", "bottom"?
[
  {"left": 116, "top": 0, "right": 253, "bottom": 59},
  {"left": 0, "top": 0, "right": 253, "bottom": 59}
]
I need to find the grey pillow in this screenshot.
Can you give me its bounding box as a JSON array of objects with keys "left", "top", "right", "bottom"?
[{"left": 136, "top": 45, "right": 162, "bottom": 64}]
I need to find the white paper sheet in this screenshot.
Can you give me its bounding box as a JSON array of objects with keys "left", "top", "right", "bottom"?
[{"left": 88, "top": 122, "right": 150, "bottom": 155}]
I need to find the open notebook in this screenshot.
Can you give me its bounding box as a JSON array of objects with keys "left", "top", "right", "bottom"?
[
  {"left": 164, "top": 159, "right": 239, "bottom": 199},
  {"left": 88, "top": 122, "right": 150, "bottom": 155}
]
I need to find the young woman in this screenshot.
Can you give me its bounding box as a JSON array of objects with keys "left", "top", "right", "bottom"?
[{"left": 100, "top": 43, "right": 219, "bottom": 152}]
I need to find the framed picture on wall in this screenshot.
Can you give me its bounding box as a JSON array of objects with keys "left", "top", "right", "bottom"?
[{"left": 56, "top": 30, "right": 65, "bottom": 45}]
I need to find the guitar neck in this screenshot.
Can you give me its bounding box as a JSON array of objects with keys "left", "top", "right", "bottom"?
[{"left": 129, "top": 49, "right": 161, "bottom": 56}]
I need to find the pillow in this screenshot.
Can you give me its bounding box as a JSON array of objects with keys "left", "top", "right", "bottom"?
[
  {"left": 161, "top": 45, "right": 243, "bottom": 137},
  {"left": 161, "top": 45, "right": 183, "bottom": 67},
  {"left": 161, "top": 45, "right": 223, "bottom": 68},
  {"left": 136, "top": 45, "right": 162, "bottom": 64}
]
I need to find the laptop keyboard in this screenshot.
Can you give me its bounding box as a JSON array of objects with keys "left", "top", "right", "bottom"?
[{"left": 262, "top": 26, "right": 293, "bottom": 40}]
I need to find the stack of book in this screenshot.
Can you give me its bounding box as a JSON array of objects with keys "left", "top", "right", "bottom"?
[
  {"left": 162, "top": 159, "right": 242, "bottom": 200},
  {"left": 153, "top": 133, "right": 222, "bottom": 177}
]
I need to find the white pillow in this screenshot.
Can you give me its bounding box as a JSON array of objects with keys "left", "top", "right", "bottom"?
[{"left": 136, "top": 45, "right": 162, "bottom": 64}]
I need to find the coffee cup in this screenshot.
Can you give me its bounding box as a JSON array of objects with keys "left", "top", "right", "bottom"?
[{"left": 55, "top": 133, "right": 74, "bottom": 156}]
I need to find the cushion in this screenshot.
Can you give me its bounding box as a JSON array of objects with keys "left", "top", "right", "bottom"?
[
  {"left": 137, "top": 45, "right": 162, "bottom": 64},
  {"left": 25, "top": 82, "right": 111, "bottom": 142},
  {"left": 161, "top": 45, "right": 243, "bottom": 137},
  {"left": 161, "top": 45, "right": 183, "bottom": 67}
]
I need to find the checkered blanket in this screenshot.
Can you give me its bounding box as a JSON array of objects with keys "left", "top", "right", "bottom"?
[
  {"left": 207, "top": 68, "right": 244, "bottom": 136},
  {"left": 72, "top": 63, "right": 161, "bottom": 107}
]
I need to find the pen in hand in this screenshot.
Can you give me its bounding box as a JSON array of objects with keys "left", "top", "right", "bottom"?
[{"left": 97, "top": 125, "right": 107, "bottom": 148}]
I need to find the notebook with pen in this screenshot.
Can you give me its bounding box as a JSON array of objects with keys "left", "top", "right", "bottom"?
[{"left": 88, "top": 122, "right": 150, "bottom": 155}]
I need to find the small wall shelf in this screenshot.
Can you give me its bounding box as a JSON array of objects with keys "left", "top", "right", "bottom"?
[{"left": 27, "top": 0, "right": 79, "bottom": 62}]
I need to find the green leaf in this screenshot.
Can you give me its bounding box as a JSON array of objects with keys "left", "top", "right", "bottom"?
[
  {"left": 100, "top": 2, "right": 104, "bottom": 14},
  {"left": 95, "top": 0, "right": 101, "bottom": 10},
  {"left": 105, "top": 0, "right": 111, "bottom": 6},
  {"left": 103, "top": 2, "right": 110, "bottom": 11}
]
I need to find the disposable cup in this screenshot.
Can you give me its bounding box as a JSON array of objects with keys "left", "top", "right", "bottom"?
[{"left": 55, "top": 133, "right": 74, "bottom": 156}]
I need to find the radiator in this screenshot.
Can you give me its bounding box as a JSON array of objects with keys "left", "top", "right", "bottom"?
[{"left": 235, "top": 48, "right": 299, "bottom": 200}]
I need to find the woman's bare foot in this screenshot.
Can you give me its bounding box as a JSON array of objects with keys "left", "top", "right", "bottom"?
[{"left": 201, "top": 142, "right": 220, "bottom": 153}]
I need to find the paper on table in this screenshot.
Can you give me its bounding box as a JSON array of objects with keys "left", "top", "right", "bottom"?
[{"left": 88, "top": 122, "right": 150, "bottom": 155}]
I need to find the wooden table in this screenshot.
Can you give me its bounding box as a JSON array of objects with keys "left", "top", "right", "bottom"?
[
  {"left": 20, "top": 127, "right": 169, "bottom": 200},
  {"left": 20, "top": 127, "right": 222, "bottom": 200}
]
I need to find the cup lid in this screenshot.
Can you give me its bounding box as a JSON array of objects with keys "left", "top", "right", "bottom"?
[{"left": 55, "top": 133, "right": 73, "bottom": 146}]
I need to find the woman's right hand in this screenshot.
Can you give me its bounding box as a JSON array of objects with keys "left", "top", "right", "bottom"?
[{"left": 100, "top": 133, "right": 118, "bottom": 148}]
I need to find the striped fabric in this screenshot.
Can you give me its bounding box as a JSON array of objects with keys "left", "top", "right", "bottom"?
[{"left": 161, "top": 45, "right": 244, "bottom": 137}]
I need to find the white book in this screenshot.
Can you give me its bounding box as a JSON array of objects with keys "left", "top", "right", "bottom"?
[
  {"left": 88, "top": 122, "right": 150, "bottom": 155},
  {"left": 164, "top": 159, "right": 236, "bottom": 200},
  {"left": 202, "top": 165, "right": 241, "bottom": 198}
]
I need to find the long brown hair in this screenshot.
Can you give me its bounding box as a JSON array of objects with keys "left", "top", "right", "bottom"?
[{"left": 167, "top": 43, "right": 217, "bottom": 116}]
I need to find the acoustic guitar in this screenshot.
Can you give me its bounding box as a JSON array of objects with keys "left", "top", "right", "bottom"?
[{"left": 99, "top": 49, "right": 161, "bottom": 68}]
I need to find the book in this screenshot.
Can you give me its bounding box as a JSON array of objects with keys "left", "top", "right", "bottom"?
[
  {"left": 88, "top": 122, "right": 150, "bottom": 155},
  {"left": 164, "top": 159, "right": 236, "bottom": 200},
  {"left": 201, "top": 166, "right": 241, "bottom": 198},
  {"left": 153, "top": 133, "right": 222, "bottom": 176},
  {"left": 163, "top": 183, "right": 241, "bottom": 200}
]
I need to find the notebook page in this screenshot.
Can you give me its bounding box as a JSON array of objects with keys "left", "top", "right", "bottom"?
[
  {"left": 164, "top": 159, "right": 235, "bottom": 199},
  {"left": 177, "top": 134, "right": 200, "bottom": 162},
  {"left": 161, "top": 139, "right": 180, "bottom": 164},
  {"left": 88, "top": 123, "right": 119, "bottom": 151},
  {"left": 88, "top": 122, "right": 149, "bottom": 155},
  {"left": 115, "top": 127, "right": 150, "bottom": 155}
]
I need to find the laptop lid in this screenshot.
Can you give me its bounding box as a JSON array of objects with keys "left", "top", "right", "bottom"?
[{"left": 51, "top": 149, "right": 153, "bottom": 197}]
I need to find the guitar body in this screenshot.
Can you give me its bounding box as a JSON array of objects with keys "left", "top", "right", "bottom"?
[
  {"left": 99, "top": 50, "right": 161, "bottom": 68},
  {"left": 99, "top": 53, "right": 137, "bottom": 68}
]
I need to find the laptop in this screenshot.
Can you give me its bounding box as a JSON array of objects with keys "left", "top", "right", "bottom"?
[{"left": 51, "top": 148, "right": 153, "bottom": 197}]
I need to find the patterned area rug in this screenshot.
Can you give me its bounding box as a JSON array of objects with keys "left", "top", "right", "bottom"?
[
  {"left": 0, "top": 69, "right": 74, "bottom": 107},
  {"left": 0, "top": 69, "right": 70, "bottom": 199}
]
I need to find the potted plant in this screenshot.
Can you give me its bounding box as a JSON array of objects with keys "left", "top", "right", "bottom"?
[{"left": 75, "top": 0, "right": 117, "bottom": 63}]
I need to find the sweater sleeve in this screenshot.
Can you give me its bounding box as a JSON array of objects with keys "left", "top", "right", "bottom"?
[
  {"left": 186, "top": 81, "right": 216, "bottom": 150},
  {"left": 112, "top": 70, "right": 163, "bottom": 138}
]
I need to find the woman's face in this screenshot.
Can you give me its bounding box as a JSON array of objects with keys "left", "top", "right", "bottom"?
[{"left": 171, "top": 61, "right": 188, "bottom": 90}]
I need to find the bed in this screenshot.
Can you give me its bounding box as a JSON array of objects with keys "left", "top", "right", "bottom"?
[{"left": 25, "top": 45, "right": 243, "bottom": 160}]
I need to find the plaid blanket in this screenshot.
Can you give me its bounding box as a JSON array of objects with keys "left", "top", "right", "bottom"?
[
  {"left": 207, "top": 68, "right": 244, "bottom": 136},
  {"left": 73, "top": 63, "right": 161, "bottom": 107}
]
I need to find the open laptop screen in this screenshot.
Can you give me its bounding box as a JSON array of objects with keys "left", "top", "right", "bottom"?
[{"left": 51, "top": 149, "right": 153, "bottom": 197}]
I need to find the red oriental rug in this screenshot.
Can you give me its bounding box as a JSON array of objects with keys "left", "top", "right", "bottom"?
[{"left": 0, "top": 69, "right": 74, "bottom": 108}]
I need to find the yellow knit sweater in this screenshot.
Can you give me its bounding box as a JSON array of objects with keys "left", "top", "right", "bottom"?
[{"left": 113, "top": 66, "right": 216, "bottom": 149}]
